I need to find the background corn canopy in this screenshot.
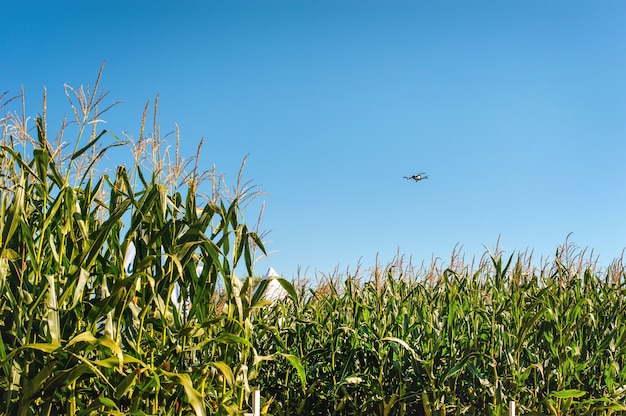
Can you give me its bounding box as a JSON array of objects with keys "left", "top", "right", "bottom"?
[
  {"left": 1, "top": 74, "right": 626, "bottom": 415},
  {"left": 253, "top": 251, "right": 626, "bottom": 415}
]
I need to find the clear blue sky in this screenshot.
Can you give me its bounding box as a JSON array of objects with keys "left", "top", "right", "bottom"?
[{"left": 3, "top": 1, "right": 626, "bottom": 279}]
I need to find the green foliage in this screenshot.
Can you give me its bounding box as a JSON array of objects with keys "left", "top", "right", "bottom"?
[
  {"left": 253, "top": 251, "right": 626, "bottom": 415},
  {"left": 0, "top": 68, "right": 300, "bottom": 416}
]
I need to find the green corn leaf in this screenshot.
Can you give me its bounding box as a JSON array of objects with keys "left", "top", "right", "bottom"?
[
  {"left": 277, "top": 277, "right": 299, "bottom": 306},
  {"left": 380, "top": 336, "right": 416, "bottom": 356},
  {"left": 212, "top": 333, "right": 252, "bottom": 347},
  {"left": 70, "top": 129, "right": 108, "bottom": 161},
  {"left": 98, "top": 397, "right": 120, "bottom": 410},
  {"left": 69, "top": 267, "right": 90, "bottom": 310},
  {"left": 33, "top": 147, "right": 51, "bottom": 186},
  {"left": 115, "top": 372, "right": 138, "bottom": 400},
  {"left": 467, "top": 362, "right": 492, "bottom": 387},
  {"left": 444, "top": 353, "right": 477, "bottom": 381},
  {"left": 251, "top": 278, "right": 269, "bottom": 307},
  {"left": 18, "top": 220, "right": 39, "bottom": 270},
  {"left": 67, "top": 330, "right": 98, "bottom": 347},
  {"left": 45, "top": 274, "right": 61, "bottom": 346},
  {"left": 279, "top": 353, "right": 307, "bottom": 390},
  {"left": 551, "top": 389, "right": 586, "bottom": 399},
  {"left": 161, "top": 371, "right": 206, "bottom": 416},
  {"left": 1, "top": 172, "right": 25, "bottom": 250},
  {"left": 0, "top": 145, "right": 39, "bottom": 179},
  {"left": 77, "top": 138, "right": 126, "bottom": 186},
  {"left": 83, "top": 199, "right": 132, "bottom": 267},
  {"left": 22, "top": 343, "right": 60, "bottom": 353},
  {"left": 94, "top": 354, "right": 143, "bottom": 369},
  {"left": 212, "top": 361, "right": 236, "bottom": 387}
]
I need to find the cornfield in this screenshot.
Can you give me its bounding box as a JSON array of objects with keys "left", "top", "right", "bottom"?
[
  {"left": 1, "top": 70, "right": 626, "bottom": 415},
  {"left": 254, "top": 249, "right": 626, "bottom": 415}
]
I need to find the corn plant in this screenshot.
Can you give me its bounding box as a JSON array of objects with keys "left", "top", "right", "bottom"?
[{"left": 0, "top": 67, "right": 301, "bottom": 416}]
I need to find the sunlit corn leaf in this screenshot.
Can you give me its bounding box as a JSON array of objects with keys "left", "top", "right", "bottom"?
[
  {"left": 161, "top": 371, "right": 206, "bottom": 416},
  {"left": 212, "top": 361, "right": 236, "bottom": 388},
  {"left": 551, "top": 389, "right": 586, "bottom": 399}
]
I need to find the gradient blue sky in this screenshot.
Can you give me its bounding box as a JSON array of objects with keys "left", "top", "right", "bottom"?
[{"left": 4, "top": 1, "right": 626, "bottom": 279}]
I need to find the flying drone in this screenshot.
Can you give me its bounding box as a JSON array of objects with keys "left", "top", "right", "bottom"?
[{"left": 403, "top": 173, "right": 428, "bottom": 182}]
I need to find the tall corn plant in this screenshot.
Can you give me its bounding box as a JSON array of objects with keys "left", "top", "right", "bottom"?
[{"left": 0, "top": 67, "right": 297, "bottom": 415}]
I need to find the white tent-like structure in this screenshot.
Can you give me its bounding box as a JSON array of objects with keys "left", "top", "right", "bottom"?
[{"left": 262, "top": 267, "right": 288, "bottom": 302}]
